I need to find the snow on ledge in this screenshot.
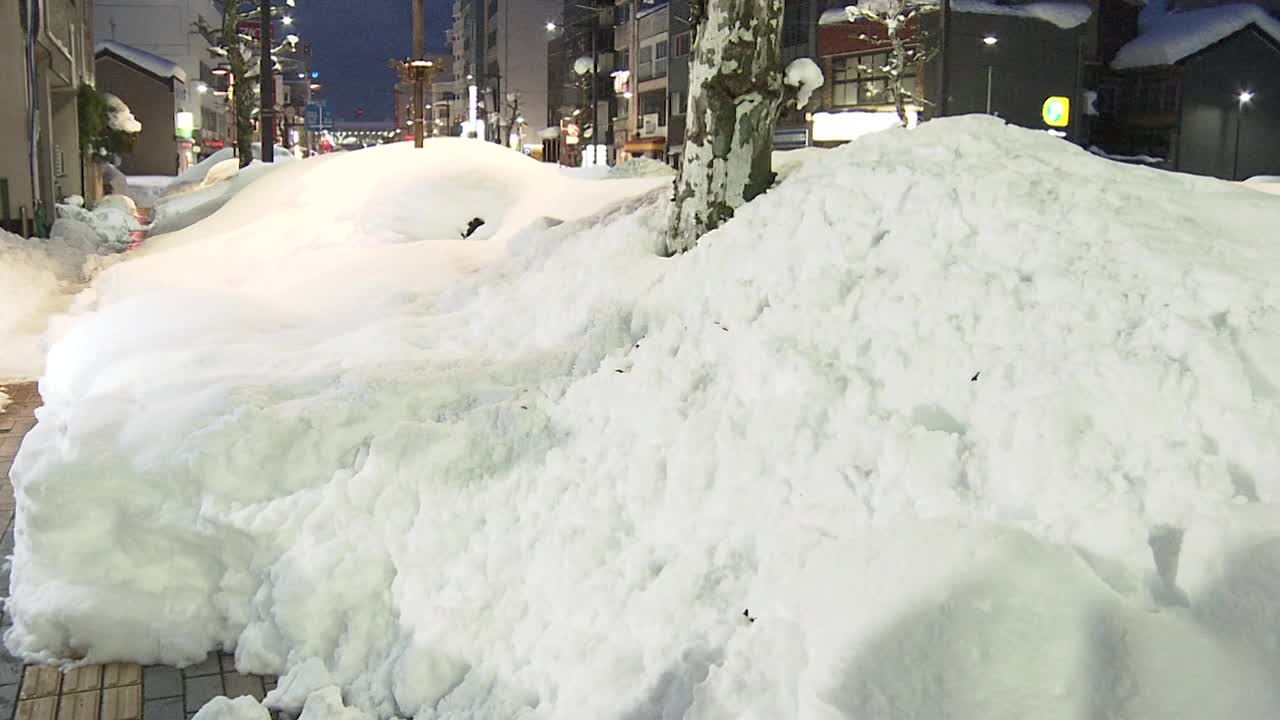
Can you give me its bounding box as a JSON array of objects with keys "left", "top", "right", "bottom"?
[
  {"left": 1112, "top": 5, "right": 1280, "bottom": 69},
  {"left": 819, "top": 1, "right": 1092, "bottom": 29},
  {"left": 95, "top": 40, "right": 188, "bottom": 82}
]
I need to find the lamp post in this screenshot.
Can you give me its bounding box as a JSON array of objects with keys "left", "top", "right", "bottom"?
[
  {"left": 982, "top": 35, "right": 997, "bottom": 115},
  {"left": 260, "top": 0, "right": 275, "bottom": 162},
  {"left": 411, "top": 0, "right": 425, "bottom": 148},
  {"left": 938, "top": 0, "right": 951, "bottom": 117},
  {"left": 1233, "top": 90, "right": 1253, "bottom": 181}
]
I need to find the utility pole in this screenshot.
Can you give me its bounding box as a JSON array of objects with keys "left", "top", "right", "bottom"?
[
  {"left": 937, "top": 0, "right": 951, "bottom": 116},
  {"left": 412, "top": 0, "right": 425, "bottom": 148},
  {"left": 590, "top": 3, "right": 598, "bottom": 164},
  {"left": 261, "top": 0, "right": 275, "bottom": 161}
]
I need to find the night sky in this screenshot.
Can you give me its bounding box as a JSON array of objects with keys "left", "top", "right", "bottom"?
[{"left": 294, "top": 0, "right": 451, "bottom": 121}]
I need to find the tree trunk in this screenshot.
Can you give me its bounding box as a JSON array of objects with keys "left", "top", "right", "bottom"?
[
  {"left": 666, "top": 0, "right": 784, "bottom": 255},
  {"left": 223, "top": 5, "right": 254, "bottom": 169}
]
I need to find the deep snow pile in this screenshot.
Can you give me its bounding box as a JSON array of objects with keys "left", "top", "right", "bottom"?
[
  {"left": 0, "top": 220, "right": 127, "bottom": 380},
  {"left": 10, "top": 121, "right": 1280, "bottom": 720}
]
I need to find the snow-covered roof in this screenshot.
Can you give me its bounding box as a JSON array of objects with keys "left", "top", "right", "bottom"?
[
  {"left": 1112, "top": 5, "right": 1280, "bottom": 69},
  {"left": 95, "top": 40, "right": 188, "bottom": 83},
  {"left": 819, "top": 1, "right": 1091, "bottom": 29}
]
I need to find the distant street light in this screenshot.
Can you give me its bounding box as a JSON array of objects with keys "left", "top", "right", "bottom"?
[
  {"left": 282, "top": 15, "right": 293, "bottom": 25},
  {"left": 545, "top": 21, "right": 557, "bottom": 31},
  {"left": 982, "top": 35, "right": 998, "bottom": 45},
  {"left": 1234, "top": 90, "right": 1254, "bottom": 180},
  {"left": 197, "top": 82, "right": 208, "bottom": 93}
]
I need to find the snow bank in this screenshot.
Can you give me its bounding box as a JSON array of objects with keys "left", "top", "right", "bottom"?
[
  {"left": 0, "top": 221, "right": 128, "bottom": 381},
  {"left": 607, "top": 157, "right": 676, "bottom": 179},
  {"left": 175, "top": 145, "right": 294, "bottom": 187},
  {"left": 1112, "top": 4, "right": 1280, "bottom": 69},
  {"left": 10, "top": 120, "right": 1280, "bottom": 720},
  {"left": 148, "top": 158, "right": 298, "bottom": 236}
]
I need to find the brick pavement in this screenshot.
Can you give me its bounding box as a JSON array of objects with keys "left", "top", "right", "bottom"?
[{"left": 0, "top": 384, "right": 277, "bottom": 720}]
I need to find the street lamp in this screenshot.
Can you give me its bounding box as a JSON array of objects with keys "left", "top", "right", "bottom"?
[
  {"left": 1234, "top": 90, "right": 1253, "bottom": 180},
  {"left": 545, "top": 21, "right": 557, "bottom": 31},
  {"left": 282, "top": 15, "right": 293, "bottom": 25},
  {"left": 982, "top": 35, "right": 998, "bottom": 45}
]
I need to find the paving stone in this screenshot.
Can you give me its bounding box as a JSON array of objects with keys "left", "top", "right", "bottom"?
[
  {"left": 103, "top": 685, "right": 143, "bottom": 720},
  {"left": 217, "top": 655, "right": 235, "bottom": 674},
  {"left": 222, "top": 674, "right": 263, "bottom": 702},
  {"left": 0, "top": 683, "right": 18, "bottom": 720},
  {"left": 182, "top": 654, "right": 220, "bottom": 678},
  {"left": 142, "top": 667, "right": 182, "bottom": 700},
  {"left": 61, "top": 666, "right": 102, "bottom": 694},
  {"left": 15, "top": 697, "right": 55, "bottom": 720},
  {"left": 183, "top": 675, "right": 222, "bottom": 713},
  {"left": 57, "top": 690, "right": 100, "bottom": 720},
  {"left": 19, "top": 667, "right": 59, "bottom": 699},
  {"left": 143, "top": 697, "right": 184, "bottom": 720},
  {"left": 103, "top": 664, "right": 141, "bottom": 688},
  {"left": 0, "top": 651, "right": 23, "bottom": 686}
]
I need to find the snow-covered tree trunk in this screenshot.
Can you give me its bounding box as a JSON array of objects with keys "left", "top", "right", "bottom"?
[
  {"left": 846, "top": 2, "right": 937, "bottom": 128},
  {"left": 223, "top": 6, "right": 254, "bottom": 169},
  {"left": 666, "top": 0, "right": 785, "bottom": 255}
]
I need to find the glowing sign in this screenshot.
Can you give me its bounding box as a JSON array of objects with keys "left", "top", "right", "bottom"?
[
  {"left": 175, "top": 111, "right": 195, "bottom": 140},
  {"left": 1042, "top": 96, "right": 1070, "bottom": 128}
]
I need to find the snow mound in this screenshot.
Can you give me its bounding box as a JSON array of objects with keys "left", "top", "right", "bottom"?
[
  {"left": 0, "top": 221, "right": 128, "bottom": 380},
  {"left": 1112, "top": 4, "right": 1280, "bottom": 69},
  {"left": 10, "top": 119, "right": 1280, "bottom": 720},
  {"left": 608, "top": 156, "right": 676, "bottom": 179},
  {"left": 175, "top": 145, "right": 294, "bottom": 187}
]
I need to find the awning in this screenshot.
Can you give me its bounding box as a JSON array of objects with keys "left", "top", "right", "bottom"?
[{"left": 624, "top": 136, "right": 666, "bottom": 153}]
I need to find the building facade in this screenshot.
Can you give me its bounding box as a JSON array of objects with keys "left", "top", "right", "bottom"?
[
  {"left": 544, "top": 0, "right": 619, "bottom": 165},
  {"left": 1092, "top": 7, "right": 1280, "bottom": 179},
  {"left": 95, "top": 41, "right": 188, "bottom": 175},
  {"left": 1, "top": 0, "right": 98, "bottom": 235},
  {"left": 449, "top": 0, "right": 560, "bottom": 147},
  {"left": 95, "top": 0, "right": 228, "bottom": 155}
]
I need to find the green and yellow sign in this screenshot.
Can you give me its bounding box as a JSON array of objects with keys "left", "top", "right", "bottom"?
[{"left": 1042, "top": 96, "right": 1070, "bottom": 128}]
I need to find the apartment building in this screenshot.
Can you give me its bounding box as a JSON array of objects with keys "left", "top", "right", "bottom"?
[{"left": 1, "top": 0, "right": 97, "bottom": 234}]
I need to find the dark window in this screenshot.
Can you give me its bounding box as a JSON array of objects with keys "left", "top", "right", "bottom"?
[
  {"left": 832, "top": 52, "right": 915, "bottom": 107},
  {"left": 783, "top": 0, "right": 810, "bottom": 48},
  {"left": 640, "top": 90, "right": 665, "bottom": 126},
  {"left": 670, "top": 90, "right": 685, "bottom": 116},
  {"left": 487, "top": 0, "right": 497, "bottom": 17},
  {"left": 487, "top": 28, "right": 497, "bottom": 47},
  {"left": 673, "top": 32, "right": 690, "bottom": 57}
]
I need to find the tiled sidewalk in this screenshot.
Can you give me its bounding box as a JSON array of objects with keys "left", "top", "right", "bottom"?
[{"left": 0, "top": 384, "right": 276, "bottom": 720}]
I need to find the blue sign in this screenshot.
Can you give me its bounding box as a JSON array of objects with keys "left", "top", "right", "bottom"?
[
  {"left": 305, "top": 101, "right": 332, "bottom": 130},
  {"left": 311, "top": 71, "right": 320, "bottom": 79}
]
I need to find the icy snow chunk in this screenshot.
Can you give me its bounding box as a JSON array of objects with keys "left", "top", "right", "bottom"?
[
  {"left": 201, "top": 159, "right": 242, "bottom": 188},
  {"left": 192, "top": 696, "right": 271, "bottom": 720},
  {"left": 297, "top": 687, "right": 371, "bottom": 720},
  {"left": 784, "top": 58, "right": 824, "bottom": 109},
  {"left": 263, "top": 658, "right": 333, "bottom": 713}
]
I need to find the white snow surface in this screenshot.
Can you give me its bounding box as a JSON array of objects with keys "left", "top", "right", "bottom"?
[
  {"left": 95, "top": 41, "right": 188, "bottom": 82},
  {"left": 820, "top": 0, "right": 1091, "bottom": 27},
  {"left": 1112, "top": 4, "right": 1280, "bottom": 69},
  {"left": 608, "top": 157, "right": 677, "bottom": 179},
  {"left": 0, "top": 220, "right": 129, "bottom": 381},
  {"left": 9, "top": 120, "right": 1280, "bottom": 720},
  {"left": 175, "top": 145, "right": 295, "bottom": 187},
  {"left": 104, "top": 94, "right": 143, "bottom": 134},
  {"left": 784, "top": 58, "right": 824, "bottom": 109}
]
